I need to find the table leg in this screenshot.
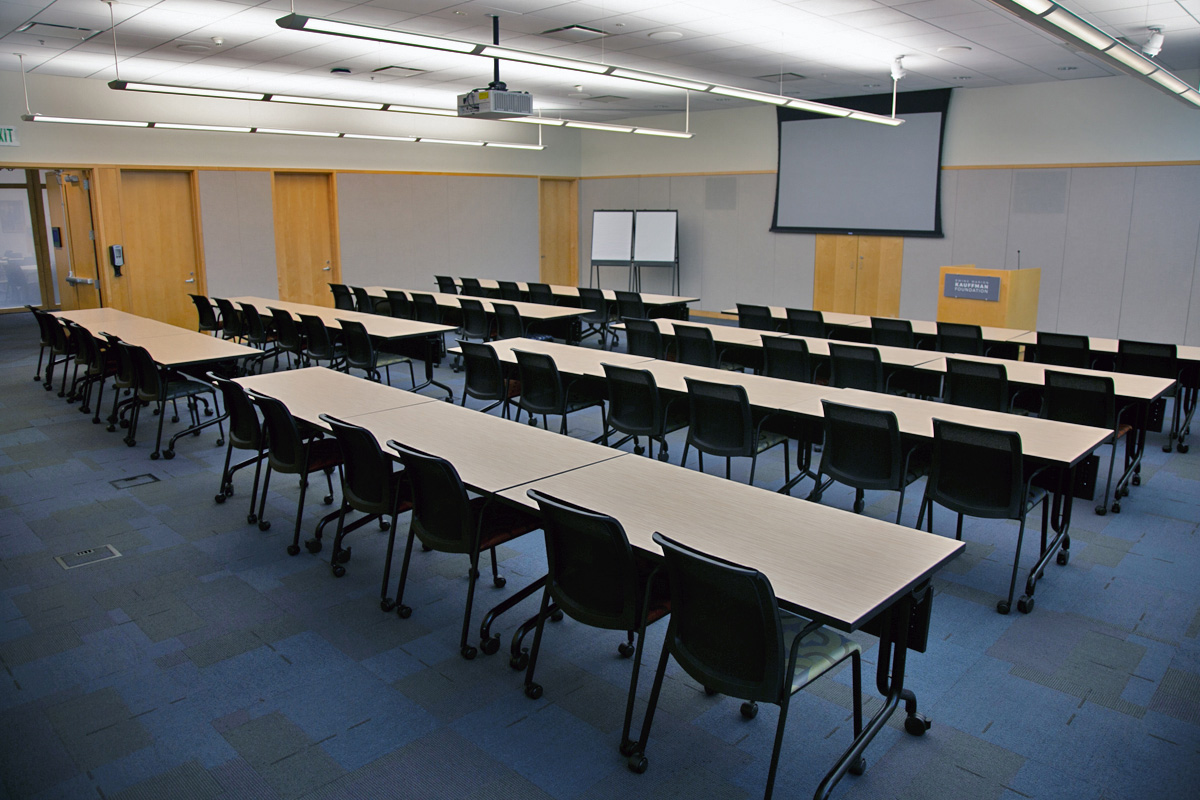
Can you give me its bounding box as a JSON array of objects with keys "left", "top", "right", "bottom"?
[
  {"left": 478, "top": 574, "right": 547, "bottom": 657},
  {"left": 1021, "top": 466, "right": 1076, "bottom": 608},
  {"left": 409, "top": 334, "right": 454, "bottom": 401}
]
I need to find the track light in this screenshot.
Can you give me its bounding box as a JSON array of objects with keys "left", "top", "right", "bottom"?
[{"left": 1142, "top": 28, "right": 1164, "bottom": 58}]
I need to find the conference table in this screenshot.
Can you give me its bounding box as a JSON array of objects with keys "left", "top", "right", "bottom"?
[
  {"left": 230, "top": 363, "right": 964, "bottom": 800},
  {"left": 365, "top": 288, "right": 591, "bottom": 344},
  {"left": 454, "top": 277, "right": 698, "bottom": 319},
  {"left": 226, "top": 296, "right": 458, "bottom": 400}
]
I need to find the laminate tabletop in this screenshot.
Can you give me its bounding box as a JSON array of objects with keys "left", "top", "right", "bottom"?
[
  {"left": 364, "top": 288, "right": 590, "bottom": 322},
  {"left": 619, "top": 318, "right": 787, "bottom": 347},
  {"left": 465, "top": 337, "right": 655, "bottom": 378},
  {"left": 227, "top": 296, "right": 454, "bottom": 339},
  {"left": 916, "top": 353, "right": 1175, "bottom": 402},
  {"left": 1011, "top": 330, "right": 1200, "bottom": 364},
  {"left": 721, "top": 306, "right": 871, "bottom": 327},
  {"left": 634, "top": 358, "right": 833, "bottom": 408},
  {"left": 136, "top": 333, "right": 260, "bottom": 367},
  {"left": 455, "top": 278, "right": 698, "bottom": 307},
  {"left": 56, "top": 308, "right": 195, "bottom": 340},
  {"left": 235, "top": 366, "right": 435, "bottom": 426},
  {"left": 500, "top": 454, "right": 963, "bottom": 631},
  {"left": 784, "top": 335, "right": 945, "bottom": 368}
]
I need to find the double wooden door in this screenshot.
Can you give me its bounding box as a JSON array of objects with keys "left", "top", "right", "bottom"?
[{"left": 813, "top": 234, "right": 903, "bottom": 317}]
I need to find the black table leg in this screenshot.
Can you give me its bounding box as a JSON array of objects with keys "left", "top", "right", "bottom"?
[{"left": 409, "top": 334, "right": 454, "bottom": 401}]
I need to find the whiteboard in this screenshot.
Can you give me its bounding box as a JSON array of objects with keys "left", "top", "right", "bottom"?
[
  {"left": 590, "top": 210, "right": 634, "bottom": 263},
  {"left": 633, "top": 210, "right": 677, "bottom": 263}
]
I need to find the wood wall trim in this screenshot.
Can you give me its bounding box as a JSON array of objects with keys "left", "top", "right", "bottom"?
[
  {"left": 943, "top": 161, "right": 1200, "bottom": 170},
  {"left": 580, "top": 170, "right": 777, "bottom": 180}
]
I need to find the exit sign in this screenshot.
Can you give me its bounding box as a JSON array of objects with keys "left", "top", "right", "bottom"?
[{"left": 0, "top": 127, "right": 18, "bottom": 146}]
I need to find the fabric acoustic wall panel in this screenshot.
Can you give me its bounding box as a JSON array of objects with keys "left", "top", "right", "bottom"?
[
  {"left": 336, "top": 173, "right": 539, "bottom": 289},
  {"left": 197, "top": 170, "right": 278, "bottom": 300}
]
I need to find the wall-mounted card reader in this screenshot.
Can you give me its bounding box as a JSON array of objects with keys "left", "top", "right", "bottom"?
[{"left": 109, "top": 244, "right": 124, "bottom": 277}]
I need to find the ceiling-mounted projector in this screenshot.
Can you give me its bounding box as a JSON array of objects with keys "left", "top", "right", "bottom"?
[{"left": 457, "top": 88, "right": 533, "bottom": 118}]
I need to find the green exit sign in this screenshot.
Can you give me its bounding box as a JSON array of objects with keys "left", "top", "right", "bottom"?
[{"left": 0, "top": 127, "right": 18, "bottom": 146}]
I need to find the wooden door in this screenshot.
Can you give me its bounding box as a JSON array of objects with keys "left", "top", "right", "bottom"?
[
  {"left": 118, "top": 170, "right": 205, "bottom": 328},
  {"left": 813, "top": 234, "right": 859, "bottom": 312},
  {"left": 50, "top": 170, "right": 102, "bottom": 311},
  {"left": 273, "top": 172, "right": 339, "bottom": 305},
  {"left": 853, "top": 236, "right": 903, "bottom": 316},
  {"left": 539, "top": 178, "right": 578, "bottom": 286}
]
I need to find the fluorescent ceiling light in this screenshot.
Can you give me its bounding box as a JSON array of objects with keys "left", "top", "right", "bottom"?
[
  {"left": 270, "top": 95, "right": 385, "bottom": 110},
  {"left": 154, "top": 122, "right": 252, "bottom": 132},
  {"left": 255, "top": 127, "right": 340, "bottom": 137},
  {"left": 24, "top": 114, "right": 148, "bottom": 127},
  {"left": 1180, "top": 89, "right": 1200, "bottom": 107},
  {"left": 1011, "top": 0, "right": 1055, "bottom": 13},
  {"left": 709, "top": 86, "right": 789, "bottom": 105},
  {"left": 848, "top": 111, "right": 904, "bottom": 126},
  {"left": 418, "top": 138, "right": 485, "bottom": 146},
  {"left": 507, "top": 117, "right": 567, "bottom": 126},
  {"left": 343, "top": 133, "right": 418, "bottom": 141},
  {"left": 386, "top": 104, "right": 458, "bottom": 117},
  {"left": 485, "top": 142, "right": 545, "bottom": 149},
  {"left": 1043, "top": 9, "right": 1113, "bottom": 51},
  {"left": 609, "top": 69, "right": 710, "bottom": 92},
  {"left": 279, "top": 14, "right": 476, "bottom": 53},
  {"left": 1148, "top": 70, "right": 1190, "bottom": 93},
  {"left": 109, "top": 80, "right": 265, "bottom": 101},
  {"left": 787, "top": 99, "right": 850, "bottom": 117},
  {"left": 1104, "top": 43, "right": 1158, "bottom": 75},
  {"left": 565, "top": 121, "right": 635, "bottom": 132},
  {"left": 633, "top": 128, "right": 693, "bottom": 138},
  {"left": 480, "top": 46, "right": 609, "bottom": 74}
]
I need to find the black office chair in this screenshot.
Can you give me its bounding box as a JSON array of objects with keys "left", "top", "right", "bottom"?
[
  {"left": 340, "top": 319, "right": 415, "bottom": 387},
  {"left": 384, "top": 289, "right": 412, "bottom": 320},
  {"left": 577, "top": 287, "right": 613, "bottom": 349},
  {"left": 348, "top": 286, "right": 372, "bottom": 314},
  {"left": 460, "top": 277, "right": 487, "bottom": 298},
  {"left": 602, "top": 363, "right": 686, "bottom": 462},
  {"left": 189, "top": 294, "right": 221, "bottom": 336},
  {"left": 208, "top": 372, "right": 266, "bottom": 525},
  {"left": 497, "top": 280, "right": 523, "bottom": 302},
  {"left": 386, "top": 441, "right": 542, "bottom": 659},
  {"left": 615, "top": 290, "right": 646, "bottom": 322},
  {"left": 943, "top": 357, "right": 1010, "bottom": 412},
  {"left": 521, "top": 490, "right": 671, "bottom": 757},
  {"left": 238, "top": 303, "right": 278, "bottom": 373},
  {"left": 494, "top": 302, "right": 552, "bottom": 342},
  {"left": 28, "top": 305, "right": 54, "bottom": 383},
  {"left": 268, "top": 307, "right": 306, "bottom": 370},
  {"left": 246, "top": 389, "right": 342, "bottom": 555},
  {"left": 127, "top": 343, "right": 221, "bottom": 460},
  {"left": 1034, "top": 331, "right": 1091, "bottom": 369},
  {"left": 43, "top": 313, "right": 76, "bottom": 396},
  {"left": 435, "top": 275, "right": 458, "bottom": 295},
  {"left": 871, "top": 317, "right": 914, "bottom": 349},
  {"left": 319, "top": 414, "right": 413, "bottom": 591},
  {"left": 808, "top": 400, "right": 927, "bottom": 522},
  {"left": 1041, "top": 370, "right": 1134, "bottom": 516},
  {"left": 64, "top": 321, "right": 115, "bottom": 422},
  {"left": 785, "top": 308, "right": 825, "bottom": 338},
  {"left": 936, "top": 322, "right": 984, "bottom": 356},
  {"left": 100, "top": 333, "right": 138, "bottom": 433},
  {"left": 829, "top": 342, "right": 885, "bottom": 392},
  {"left": 213, "top": 298, "right": 244, "bottom": 342},
  {"left": 458, "top": 339, "right": 518, "bottom": 418},
  {"left": 917, "top": 419, "right": 1049, "bottom": 615},
  {"left": 673, "top": 325, "right": 727, "bottom": 369},
  {"left": 527, "top": 282, "right": 557, "bottom": 306},
  {"left": 456, "top": 297, "right": 492, "bottom": 351},
  {"left": 622, "top": 318, "right": 665, "bottom": 359},
  {"left": 329, "top": 283, "right": 355, "bottom": 311},
  {"left": 298, "top": 314, "right": 347, "bottom": 371},
  {"left": 411, "top": 293, "right": 442, "bottom": 324},
  {"left": 628, "top": 531, "right": 863, "bottom": 796},
  {"left": 737, "top": 303, "right": 779, "bottom": 332},
  {"left": 1117, "top": 339, "right": 1187, "bottom": 453},
  {"left": 513, "top": 349, "right": 607, "bottom": 435},
  {"left": 681, "top": 377, "right": 789, "bottom": 486},
  {"left": 761, "top": 336, "right": 813, "bottom": 383}
]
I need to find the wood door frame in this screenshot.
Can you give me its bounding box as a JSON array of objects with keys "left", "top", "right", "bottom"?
[
  {"left": 539, "top": 177, "right": 578, "bottom": 286},
  {"left": 271, "top": 171, "right": 341, "bottom": 304}
]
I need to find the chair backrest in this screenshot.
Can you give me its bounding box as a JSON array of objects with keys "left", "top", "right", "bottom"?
[
  {"left": 268, "top": 308, "right": 303, "bottom": 351},
  {"left": 387, "top": 440, "right": 475, "bottom": 553},
  {"left": 828, "top": 343, "right": 883, "bottom": 392},
  {"left": 213, "top": 298, "right": 244, "bottom": 339},
  {"left": 527, "top": 282, "right": 556, "bottom": 306},
  {"left": 492, "top": 302, "right": 525, "bottom": 340},
  {"left": 101, "top": 333, "right": 136, "bottom": 389},
  {"left": 653, "top": 531, "right": 784, "bottom": 704},
  {"left": 514, "top": 349, "right": 564, "bottom": 416},
  {"left": 761, "top": 336, "right": 811, "bottom": 383},
  {"left": 338, "top": 319, "right": 376, "bottom": 374},
  {"left": 351, "top": 286, "right": 374, "bottom": 314},
  {"left": 460, "top": 277, "right": 487, "bottom": 298},
  {"left": 48, "top": 314, "right": 73, "bottom": 356},
  {"left": 384, "top": 290, "right": 412, "bottom": 320},
  {"left": 820, "top": 400, "right": 902, "bottom": 491},
  {"left": 411, "top": 293, "right": 442, "bottom": 324},
  {"left": 736, "top": 303, "right": 777, "bottom": 332},
  {"left": 577, "top": 287, "right": 608, "bottom": 322},
  {"left": 528, "top": 490, "right": 643, "bottom": 630},
  {"left": 785, "top": 308, "right": 824, "bottom": 338},
  {"left": 1116, "top": 339, "right": 1177, "bottom": 380},
  {"left": 684, "top": 377, "right": 753, "bottom": 458},
  {"left": 936, "top": 322, "right": 983, "bottom": 356},
  {"left": 247, "top": 389, "right": 308, "bottom": 474},
  {"left": 943, "top": 358, "right": 1009, "bottom": 412},
  {"left": 1040, "top": 370, "right": 1116, "bottom": 430},
  {"left": 457, "top": 298, "right": 491, "bottom": 340},
  {"left": 329, "top": 283, "right": 355, "bottom": 311},
  {"left": 435, "top": 275, "right": 458, "bottom": 295},
  {"left": 458, "top": 340, "right": 506, "bottom": 402},
  {"left": 674, "top": 325, "right": 719, "bottom": 368},
  {"left": 497, "top": 280, "right": 523, "bottom": 302},
  {"left": 1035, "top": 331, "right": 1090, "bottom": 369},
  {"left": 189, "top": 294, "right": 220, "bottom": 333},
  {"left": 614, "top": 291, "right": 646, "bottom": 321},
  {"left": 208, "top": 371, "right": 261, "bottom": 451},
  {"left": 320, "top": 414, "right": 396, "bottom": 516},
  {"left": 66, "top": 321, "right": 103, "bottom": 374},
  {"left": 870, "top": 317, "right": 914, "bottom": 349},
  {"left": 238, "top": 302, "right": 270, "bottom": 344},
  {"left": 927, "top": 418, "right": 1025, "bottom": 520},
  {"left": 603, "top": 363, "right": 662, "bottom": 438},
  {"left": 128, "top": 343, "right": 164, "bottom": 401},
  {"left": 623, "top": 317, "right": 664, "bottom": 359},
  {"left": 29, "top": 306, "right": 54, "bottom": 347},
  {"left": 298, "top": 314, "right": 336, "bottom": 360}
]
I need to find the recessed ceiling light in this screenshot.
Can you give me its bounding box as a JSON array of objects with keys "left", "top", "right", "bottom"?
[
  {"left": 862, "top": 83, "right": 881, "bottom": 88},
  {"left": 952, "top": 76, "right": 972, "bottom": 80},
  {"left": 1057, "top": 65, "right": 1078, "bottom": 70},
  {"left": 648, "top": 31, "right": 683, "bottom": 40},
  {"left": 937, "top": 45, "right": 973, "bottom": 53},
  {"left": 176, "top": 43, "right": 212, "bottom": 53}
]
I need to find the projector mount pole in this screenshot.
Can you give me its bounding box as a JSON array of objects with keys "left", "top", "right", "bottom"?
[{"left": 488, "top": 15, "right": 506, "bottom": 91}]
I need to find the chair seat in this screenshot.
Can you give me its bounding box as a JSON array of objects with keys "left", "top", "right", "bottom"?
[
  {"left": 781, "top": 614, "right": 862, "bottom": 691},
  {"left": 755, "top": 429, "right": 789, "bottom": 454},
  {"left": 143, "top": 375, "right": 211, "bottom": 402},
  {"left": 471, "top": 497, "right": 542, "bottom": 549},
  {"left": 374, "top": 351, "right": 412, "bottom": 368},
  {"left": 306, "top": 437, "right": 344, "bottom": 474}
]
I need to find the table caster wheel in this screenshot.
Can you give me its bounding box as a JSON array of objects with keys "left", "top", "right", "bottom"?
[
  {"left": 849, "top": 757, "right": 867, "bottom": 776},
  {"left": 323, "top": 494, "right": 334, "bottom": 505},
  {"left": 740, "top": 701, "right": 758, "bottom": 719},
  {"left": 657, "top": 450, "right": 670, "bottom": 462},
  {"left": 397, "top": 605, "right": 412, "bottom": 619},
  {"left": 493, "top": 575, "right": 506, "bottom": 588},
  {"left": 1057, "top": 550, "right": 1070, "bottom": 566},
  {"left": 305, "top": 538, "right": 322, "bottom": 554},
  {"left": 551, "top": 610, "right": 564, "bottom": 622},
  {"left": 618, "top": 642, "right": 635, "bottom": 658},
  {"left": 481, "top": 636, "right": 500, "bottom": 656},
  {"left": 619, "top": 739, "right": 637, "bottom": 757},
  {"left": 150, "top": 451, "right": 158, "bottom": 459},
  {"left": 853, "top": 498, "right": 865, "bottom": 513},
  {"left": 807, "top": 491, "right": 823, "bottom": 503},
  {"left": 247, "top": 513, "right": 257, "bottom": 524},
  {"left": 380, "top": 598, "right": 395, "bottom": 612},
  {"left": 1178, "top": 443, "right": 1189, "bottom": 454},
  {"left": 216, "top": 438, "right": 224, "bottom": 447},
  {"left": 1111, "top": 502, "right": 1121, "bottom": 514},
  {"left": 524, "top": 682, "right": 543, "bottom": 700},
  {"left": 286, "top": 544, "right": 299, "bottom": 556},
  {"left": 633, "top": 444, "right": 644, "bottom": 455},
  {"left": 509, "top": 651, "right": 529, "bottom": 671},
  {"left": 259, "top": 520, "right": 271, "bottom": 531},
  {"left": 332, "top": 564, "right": 345, "bottom": 578},
  {"left": 627, "top": 754, "right": 648, "bottom": 774},
  {"left": 996, "top": 600, "right": 1011, "bottom": 615},
  {"left": 1094, "top": 504, "right": 1107, "bottom": 516},
  {"left": 164, "top": 450, "right": 175, "bottom": 459},
  {"left": 461, "top": 645, "right": 477, "bottom": 660},
  {"left": 1163, "top": 442, "right": 1173, "bottom": 453},
  {"left": 904, "top": 714, "right": 930, "bottom": 736},
  {"left": 335, "top": 547, "right": 351, "bottom": 564},
  {"left": 1017, "top": 595, "right": 1034, "bottom": 614},
  {"left": 1132, "top": 475, "right": 1141, "bottom": 486},
  {"left": 378, "top": 518, "right": 389, "bottom": 531},
  {"left": 215, "top": 493, "right": 226, "bottom": 504}
]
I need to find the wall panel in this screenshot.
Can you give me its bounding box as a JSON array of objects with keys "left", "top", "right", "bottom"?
[
  {"left": 1057, "top": 167, "right": 1134, "bottom": 338},
  {"left": 950, "top": 169, "right": 1012, "bottom": 270},
  {"left": 1006, "top": 169, "right": 1070, "bottom": 330},
  {"left": 197, "top": 170, "right": 277, "bottom": 300}
]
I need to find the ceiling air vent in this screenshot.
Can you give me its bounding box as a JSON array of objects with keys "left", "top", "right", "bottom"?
[
  {"left": 755, "top": 72, "right": 807, "bottom": 82},
  {"left": 371, "top": 65, "right": 427, "bottom": 78},
  {"left": 582, "top": 95, "right": 629, "bottom": 103},
  {"left": 16, "top": 21, "right": 99, "bottom": 41},
  {"left": 542, "top": 25, "right": 607, "bottom": 42}
]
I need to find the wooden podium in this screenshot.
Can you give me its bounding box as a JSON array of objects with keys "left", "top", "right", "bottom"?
[{"left": 936, "top": 266, "right": 1040, "bottom": 329}]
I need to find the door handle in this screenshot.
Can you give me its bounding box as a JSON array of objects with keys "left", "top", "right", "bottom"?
[
  {"left": 185, "top": 271, "right": 195, "bottom": 284},
  {"left": 322, "top": 266, "right": 332, "bottom": 271}
]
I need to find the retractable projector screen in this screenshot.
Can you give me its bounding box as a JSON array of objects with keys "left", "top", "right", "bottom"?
[{"left": 772, "top": 89, "right": 951, "bottom": 238}]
